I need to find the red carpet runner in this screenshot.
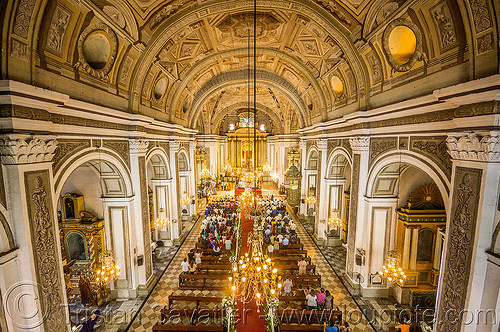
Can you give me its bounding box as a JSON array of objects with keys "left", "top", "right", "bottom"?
[{"left": 235, "top": 209, "right": 267, "bottom": 332}]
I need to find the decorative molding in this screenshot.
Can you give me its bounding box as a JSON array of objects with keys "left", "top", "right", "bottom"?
[
  {"left": 430, "top": 2, "right": 457, "bottom": 52},
  {"left": 341, "top": 139, "right": 352, "bottom": 156},
  {"left": 103, "top": 140, "right": 131, "bottom": 168},
  {"left": 75, "top": 23, "right": 118, "bottom": 80},
  {"left": 129, "top": 139, "right": 149, "bottom": 155},
  {"left": 52, "top": 139, "right": 91, "bottom": 174},
  {"left": 470, "top": 0, "right": 492, "bottom": 33},
  {"left": 446, "top": 132, "right": 500, "bottom": 162},
  {"left": 410, "top": 136, "right": 452, "bottom": 179},
  {"left": 349, "top": 137, "right": 370, "bottom": 152},
  {"left": 436, "top": 167, "right": 483, "bottom": 331},
  {"left": 24, "top": 171, "right": 66, "bottom": 330},
  {"left": 327, "top": 139, "right": 340, "bottom": 156},
  {"left": 0, "top": 165, "right": 6, "bottom": 209},
  {"left": 316, "top": 138, "right": 328, "bottom": 150},
  {"left": 12, "top": 0, "right": 36, "bottom": 39},
  {"left": 138, "top": 157, "right": 153, "bottom": 279},
  {"left": 0, "top": 135, "right": 58, "bottom": 165},
  {"left": 369, "top": 137, "right": 397, "bottom": 165},
  {"left": 314, "top": 0, "right": 352, "bottom": 25},
  {"left": 346, "top": 154, "right": 361, "bottom": 278},
  {"left": 45, "top": 3, "right": 72, "bottom": 56},
  {"left": 169, "top": 140, "right": 181, "bottom": 153}
]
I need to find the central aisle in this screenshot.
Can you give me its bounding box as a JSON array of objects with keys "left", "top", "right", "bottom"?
[{"left": 236, "top": 210, "right": 267, "bottom": 332}]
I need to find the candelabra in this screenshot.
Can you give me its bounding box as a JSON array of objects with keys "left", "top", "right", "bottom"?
[
  {"left": 305, "top": 195, "right": 316, "bottom": 204},
  {"left": 327, "top": 209, "right": 342, "bottom": 230},
  {"left": 154, "top": 208, "right": 169, "bottom": 228},
  {"left": 95, "top": 251, "right": 120, "bottom": 286},
  {"left": 378, "top": 250, "right": 407, "bottom": 285}
]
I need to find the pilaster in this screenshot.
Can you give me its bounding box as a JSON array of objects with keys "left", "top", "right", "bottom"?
[
  {"left": 188, "top": 140, "right": 197, "bottom": 216},
  {"left": 0, "top": 134, "right": 70, "bottom": 332},
  {"left": 128, "top": 139, "right": 153, "bottom": 286},
  {"left": 346, "top": 136, "right": 370, "bottom": 283},
  {"left": 168, "top": 140, "right": 181, "bottom": 242},
  {"left": 436, "top": 131, "right": 500, "bottom": 332},
  {"left": 299, "top": 139, "right": 307, "bottom": 216},
  {"left": 316, "top": 138, "right": 328, "bottom": 242}
]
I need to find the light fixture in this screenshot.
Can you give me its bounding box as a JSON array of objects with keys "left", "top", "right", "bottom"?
[
  {"left": 229, "top": 123, "right": 235, "bottom": 131},
  {"left": 260, "top": 124, "right": 265, "bottom": 131},
  {"left": 200, "top": 168, "right": 212, "bottom": 179},
  {"left": 154, "top": 207, "right": 169, "bottom": 228},
  {"left": 306, "top": 195, "right": 316, "bottom": 204},
  {"left": 262, "top": 163, "right": 271, "bottom": 174},
  {"left": 328, "top": 209, "right": 342, "bottom": 229},
  {"left": 95, "top": 250, "right": 120, "bottom": 286},
  {"left": 378, "top": 250, "right": 407, "bottom": 285}
]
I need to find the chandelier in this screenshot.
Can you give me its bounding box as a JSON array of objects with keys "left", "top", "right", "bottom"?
[
  {"left": 239, "top": 188, "right": 256, "bottom": 208},
  {"left": 262, "top": 163, "right": 271, "bottom": 174},
  {"left": 224, "top": 164, "right": 233, "bottom": 174},
  {"left": 95, "top": 251, "right": 120, "bottom": 286},
  {"left": 241, "top": 171, "right": 257, "bottom": 183},
  {"left": 154, "top": 207, "right": 169, "bottom": 228},
  {"left": 305, "top": 195, "right": 316, "bottom": 204},
  {"left": 229, "top": 227, "right": 280, "bottom": 305},
  {"left": 328, "top": 209, "right": 342, "bottom": 229},
  {"left": 378, "top": 250, "right": 407, "bottom": 285},
  {"left": 181, "top": 196, "right": 191, "bottom": 205},
  {"left": 200, "top": 168, "right": 212, "bottom": 179}
]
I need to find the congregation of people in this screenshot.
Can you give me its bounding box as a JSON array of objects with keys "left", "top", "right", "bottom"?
[{"left": 181, "top": 196, "right": 238, "bottom": 275}]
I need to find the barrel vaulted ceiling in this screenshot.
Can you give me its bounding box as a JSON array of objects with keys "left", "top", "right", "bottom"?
[{"left": 1, "top": 0, "right": 498, "bottom": 134}]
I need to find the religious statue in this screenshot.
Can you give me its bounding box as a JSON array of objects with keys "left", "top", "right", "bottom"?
[{"left": 79, "top": 274, "right": 94, "bottom": 305}]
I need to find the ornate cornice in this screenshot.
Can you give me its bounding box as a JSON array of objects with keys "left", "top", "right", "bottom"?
[
  {"left": 169, "top": 140, "right": 181, "bottom": 153},
  {"left": 129, "top": 139, "right": 149, "bottom": 155},
  {"left": 316, "top": 139, "right": 328, "bottom": 150},
  {"left": 0, "top": 135, "right": 58, "bottom": 164},
  {"left": 349, "top": 136, "right": 370, "bottom": 152},
  {"left": 446, "top": 132, "right": 500, "bottom": 162}
]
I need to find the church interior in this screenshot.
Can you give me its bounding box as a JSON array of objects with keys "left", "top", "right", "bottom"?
[{"left": 0, "top": 0, "right": 499, "bottom": 331}]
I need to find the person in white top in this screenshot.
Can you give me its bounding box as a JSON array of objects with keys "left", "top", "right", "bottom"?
[
  {"left": 283, "top": 278, "right": 293, "bottom": 296},
  {"left": 225, "top": 239, "right": 232, "bottom": 251},
  {"left": 267, "top": 243, "right": 274, "bottom": 256},
  {"left": 277, "top": 234, "right": 284, "bottom": 243},
  {"left": 195, "top": 252, "right": 201, "bottom": 265},
  {"left": 306, "top": 290, "right": 317, "bottom": 310},
  {"left": 181, "top": 258, "right": 190, "bottom": 274}
]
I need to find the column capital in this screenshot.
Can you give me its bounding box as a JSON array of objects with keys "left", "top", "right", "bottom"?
[
  {"left": 349, "top": 136, "right": 370, "bottom": 152},
  {"left": 169, "top": 140, "right": 181, "bottom": 153},
  {"left": 446, "top": 132, "right": 500, "bottom": 162},
  {"left": 316, "top": 138, "right": 328, "bottom": 150},
  {"left": 129, "top": 139, "right": 149, "bottom": 155},
  {"left": 299, "top": 139, "right": 307, "bottom": 149},
  {"left": 0, "top": 134, "right": 58, "bottom": 164}
]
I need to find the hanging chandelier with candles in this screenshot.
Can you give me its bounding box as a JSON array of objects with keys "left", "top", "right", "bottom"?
[
  {"left": 328, "top": 209, "right": 342, "bottom": 230},
  {"left": 200, "top": 168, "right": 212, "bottom": 179},
  {"left": 154, "top": 207, "right": 169, "bottom": 228},
  {"left": 378, "top": 249, "right": 407, "bottom": 285},
  {"left": 95, "top": 251, "right": 120, "bottom": 287},
  {"left": 306, "top": 195, "right": 317, "bottom": 204},
  {"left": 228, "top": 225, "right": 280, "bottom": 305}
]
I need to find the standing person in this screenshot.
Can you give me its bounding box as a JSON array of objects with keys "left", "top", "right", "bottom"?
[
  {"left": 283, "top": 278, "right": 293, "bottom": 296},
  {"left": 306, "top": 290, "right": 317, "bottom": 310},
  {"left": 316, "top": 288, "right": 326, "bottom": 310},
  {"left": 325, "top": 290, "right": 333, "bottom": 310},
  {"left": 298, "top": 257, "right": 308, "bottom": 275},
  {"left": 188, "top": 249, "right": 195, "bottom": 263},
  {"left": 267, "top": 243, "right": 274, "bottom": 256},
  {"left": 225, "top": 238, "right": 232, "bottom": 251},
  {"left": 181, "top": 258, "right": 190, "bottom": 274},
  {"left": 189, "top": 261, "right": 197, "bottom": 274},
  {"left": 195, "top": 251, "right": 202, "bottom": 265},
  {"left": 82, "top": 310, "right": 101, "bottom": 332}
]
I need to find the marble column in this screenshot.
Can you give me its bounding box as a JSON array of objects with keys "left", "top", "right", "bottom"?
[
  {"left": 299, "top": 139, "right": 308, "bottom": 216},
  {"left": 129, "top": 139, "right": 153, "bottom": 287},
  {"left": 168, "top": 141, "right": 181, "bottom": 242},
  {"left": 409, "top": 227, "right": 419, "bottom": 271},
  {"left": 436, "top": 132, "right": 500, "bottom": 332},
  {"left": 188, "top": 141, "right": 197, "bottom": 216},
  {"left": 345, "top": 137, "right": 370, "bottom": 283},
  {"left": 0, "top": 134, "right": 69, "bottom": 331},
  {"left": 315, "top": 138, "right": 328, "bottom": 242}
]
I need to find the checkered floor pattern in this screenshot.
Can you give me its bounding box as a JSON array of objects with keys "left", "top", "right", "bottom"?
[{"left": 126, "top": 217, "right": 225, "bottom": 331}]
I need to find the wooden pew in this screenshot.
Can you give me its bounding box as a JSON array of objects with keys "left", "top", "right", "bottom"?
[
  {"left": 277, "top": 309, "right": 342, "bottom": 324},
  {"left": 275, "top": 263, "right": 316, "bottom": 274},
  {"left": 278, "top": 324, "right": 328, "bottom": 331},
  {"left": 279, "top": 274, "right": 321, "bottom": 287},
  {"left": 270, "top": 256, "right": 311, "bottom": 264},
  {"left": 167, "top": 293, "right": 223, "bottom": 309},
  {"left": 178, "top": 273, "right": 230, "bottom": 290},
  {"left": 279, "top": 243, "right": 304, "bottom": 250},
  {"left": 153, "top": 324, "right": 223, "bottom": 331},
  {"left": 199, "top": 256, "right": 229, "bottom": 264},
  {"left": 275, "top": 249, "right": 307, "bottom": 257},
  {"left": 196, "top": 264, "right": 231, "bottom": 273}
]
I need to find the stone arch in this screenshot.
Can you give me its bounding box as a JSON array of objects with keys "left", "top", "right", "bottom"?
[
  {"left": 178, "top": 149, "right": 189, "bottom": 172},
  {"left": 306, "top": 147, "right": 319, "bottom": 170},
  {"left": 0, "top": 211, "right": 15, "bottom": 253},
  {"left": 54, "top": 148, "right": 133, "bottom": 201},
  {"left": 367, "top": 150, "right": 450, "bottom": 203},
  {"left": 146, "top": 148, "right": 171, "bottom": 179},
  {"left": 211, "top": 101, "right": 287, "bottom": 134},
  {"left": 187, "top": 69, "right": 308, "bottom": 128},
  {"left": 326, "top": 147, "right": 352, "bottom": 178},
  {"left": 491, "top": 222, "right": 500, "bottom": 255}
]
